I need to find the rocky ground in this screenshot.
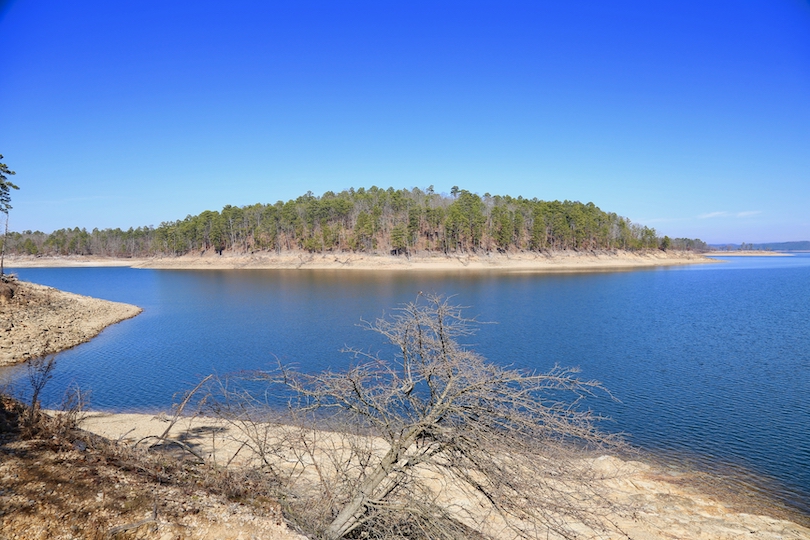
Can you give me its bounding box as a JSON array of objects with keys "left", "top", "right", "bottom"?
[
  {"left": 0, "top": 396, "right": 305, "bottom": 540},
  {"left": 0, "top": 277, "right": 304, "bottom": 539},
  {"left": 2, "top": 275, "right": 808, "bottom": 539},
  {"left": 0, "top": 277, "right": 141, "bottom": 366},
  {"left": 79, "top": 412, "right": 810, "bottom": 540},
  {"left": 6, "top": 249, "right": 717, "bottom": 272},
  {"left": 3, "top": 405, "right": 809, "bottom": 540}
]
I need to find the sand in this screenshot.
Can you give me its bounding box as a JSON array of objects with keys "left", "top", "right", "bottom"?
[
  {"left": 0, "top": 279, "right": 142, "bottom": 366},
  {"left": 6, "top": 249, "right": 717, "bottom": 272},
  {"left": 79, "top": 411, "right": 810, "bottom": 540},
  {"left": 5, "top": 256, "right": 139, "bottom": 267},
  {"left": 8, "top": 255, "right": 809, "bottom": 538}
]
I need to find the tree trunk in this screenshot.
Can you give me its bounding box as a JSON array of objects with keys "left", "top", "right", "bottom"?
[
  {"left": 1, "top": 213, "right": 8, "bottom": 276},
  {"left": 324, "top": 429, "right": 418, "bottom": 539}
]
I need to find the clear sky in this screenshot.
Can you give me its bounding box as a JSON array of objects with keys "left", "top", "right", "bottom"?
[{"left": 1, "top": 1, "right": 809, "bottom": 244}]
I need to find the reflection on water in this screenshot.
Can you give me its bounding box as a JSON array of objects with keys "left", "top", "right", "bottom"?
[{"left": 3, "top": 255, "right": 810, "bottom": 516}]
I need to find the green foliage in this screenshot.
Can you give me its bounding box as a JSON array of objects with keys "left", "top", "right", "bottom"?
[
  {"left": 491, "top": 206, "right": 513, "bottom": 249},
  {"left": 353, "top": 211, "right": 375, "bottom": 251},
  {"left": 0, "top": 154, "right": 18, "bottom": 215},
  {"left": 390, "top": 224, "right": 408, "bottom": 254},
  {"left": 6, "top": 186, "right": 703, "bottom": 258},
  {"left": 445, "top": 190, "right": 486, "bottom": 251},
  {"left": 0, "top": 154, "right": 19, "bottom": 275},
  {"left": 670, "top": 237, "right": 708, "bottom": 251}
]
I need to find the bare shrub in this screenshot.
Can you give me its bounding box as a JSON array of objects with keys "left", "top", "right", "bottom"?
[
  {"left": 24, "top": 354, "right": 57, "bottom": 429},
  {"left": 211, "top": 294, "right": 627, "bottom": 539},
  {"left": 50, "top": 383, "right": 90, "bottom": 436},
  {"left": 16, "top": 354, "right": 91, "bottom": 438}
]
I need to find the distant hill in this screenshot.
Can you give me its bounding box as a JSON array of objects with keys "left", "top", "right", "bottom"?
[
  {"left": 756, "top": 241, "right": 810, "bottom": 251},
  {"left": 7, "top": 187, "right": 706, "bottom": 258},
  {"left": 709, "top": 241, "right": 810, "bottom": 251}
]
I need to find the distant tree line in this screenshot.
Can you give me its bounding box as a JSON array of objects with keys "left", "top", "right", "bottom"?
[
  {"left": 6, "top": 186, "right": 707, "bottom": 257},
  {"left": 710, "top": 241, "right": 809, "bottom": 252}
]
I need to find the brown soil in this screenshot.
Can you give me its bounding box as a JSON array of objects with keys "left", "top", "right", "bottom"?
[
  {"left": 0, "top": 277, "right": 142, "bottom": 366},
  {"left": 3, "top": 399, "right": 809, "bottom": 540},
  {"left": 0, "top": 280, "right": 16, "bottom": 304},
  {"left": 0, "top": 396, "right": 304, "bottom": 540}
]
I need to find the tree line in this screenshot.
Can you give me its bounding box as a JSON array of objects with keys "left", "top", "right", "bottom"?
[{"left": 6, "top": 186, "right": 707, "bottom": 257}]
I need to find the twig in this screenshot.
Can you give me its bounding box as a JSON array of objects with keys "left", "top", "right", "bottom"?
[
  {"left": 106, "top": 502, "right": 159, "bottom": 537},
  {"left": 159, "top": 374, "right": 212, "bottom": 441},
  {"left": 135, "top": 435, "right": 206, "bottom": 462}
]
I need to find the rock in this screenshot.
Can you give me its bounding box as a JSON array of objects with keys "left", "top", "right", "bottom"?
[{"left": 0, "top": 281, "right": 142, "bottom": 366}]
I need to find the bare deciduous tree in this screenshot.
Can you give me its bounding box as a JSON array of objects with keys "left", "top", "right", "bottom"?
[{"left": 213, "top": 294, "right": 626, "bottom": 539}]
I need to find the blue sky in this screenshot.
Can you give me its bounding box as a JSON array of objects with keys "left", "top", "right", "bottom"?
[{"left": 1, "top": 1, "right": 808, "bottom": 243}]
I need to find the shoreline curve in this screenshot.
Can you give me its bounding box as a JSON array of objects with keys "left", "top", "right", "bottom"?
[
  {"left": 6, "top": 249, "right": 717, "bottom": 272},
  {"left": 0, "top": 279, "right": 142, "bottom": 367}
]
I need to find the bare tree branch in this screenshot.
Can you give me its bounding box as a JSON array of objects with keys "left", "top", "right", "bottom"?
[{"left": 211, "top": 294, "right": 628, "bottom": 539}]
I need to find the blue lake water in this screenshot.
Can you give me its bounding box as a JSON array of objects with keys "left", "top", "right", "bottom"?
[{"left": 3, "top": 255, "right": 810, "bottom": 516}]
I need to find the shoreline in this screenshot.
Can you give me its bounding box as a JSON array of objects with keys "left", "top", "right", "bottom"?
[
  {"left": 4, "top": 275, "right": 807, "bottom": 537},
  {"left": 0, "top": 279, "right": 142, "bottom": 367},
  {"left": 78, "top": 410, "right": 810, "bottom": 539},
  {"left": 6, "top": 249, "right": 717, "bottom": 272}
]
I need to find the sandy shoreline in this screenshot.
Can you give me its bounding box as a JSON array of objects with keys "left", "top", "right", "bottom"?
[
  {"left": 78, "top": 411, "right": 810, "bottom": 539},
  {"left": 6, "top": 249, "right": 717, "bottom": 272},
  {"left": 3, "top": 272, "right": 807, "bottom": 538},
  {"left": 0, "top": 279, "right": 142, "bottom": 366},
  {"left": 6, "top": 256, "right": 808, "bottom": 538}
]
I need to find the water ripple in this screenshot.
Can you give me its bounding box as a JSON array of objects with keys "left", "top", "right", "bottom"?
[{"left": 3, "top": 256, "right": 810, "bottom": 516}]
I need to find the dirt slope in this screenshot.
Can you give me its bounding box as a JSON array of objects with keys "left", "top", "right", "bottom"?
[{"left": 0, "top": 278, "right": 141, "bottom": 366}]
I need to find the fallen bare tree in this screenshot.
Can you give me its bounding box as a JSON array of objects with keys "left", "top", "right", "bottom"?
[{"left": 208, "top": 294, "right": 627, "bottom": 539}]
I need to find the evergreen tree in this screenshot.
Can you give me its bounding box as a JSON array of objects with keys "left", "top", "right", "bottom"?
[{"left": 1, "top": 154, "right": 19, "bottom": 276}]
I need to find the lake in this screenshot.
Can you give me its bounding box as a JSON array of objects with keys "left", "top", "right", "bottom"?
[{"left": 3, "top": 255, "right": 810, "bottom": 516}]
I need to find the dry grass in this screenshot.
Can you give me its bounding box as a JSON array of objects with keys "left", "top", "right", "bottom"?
[{"left": 0, "top": 395, "right": 301, "bottom": 540}]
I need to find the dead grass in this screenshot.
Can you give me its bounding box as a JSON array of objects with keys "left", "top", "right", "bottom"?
[{"left": 0, "top": 395, "right": 302, "bottom": 540}]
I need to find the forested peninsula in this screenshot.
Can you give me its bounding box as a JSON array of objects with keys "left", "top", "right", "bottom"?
[{"left": 6, "top": 187, "right": 707, "bottom": 258}]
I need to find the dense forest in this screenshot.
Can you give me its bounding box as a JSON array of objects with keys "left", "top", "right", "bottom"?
[{"left": 6, "top": 186, "right": 707, "bottom": 257}]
